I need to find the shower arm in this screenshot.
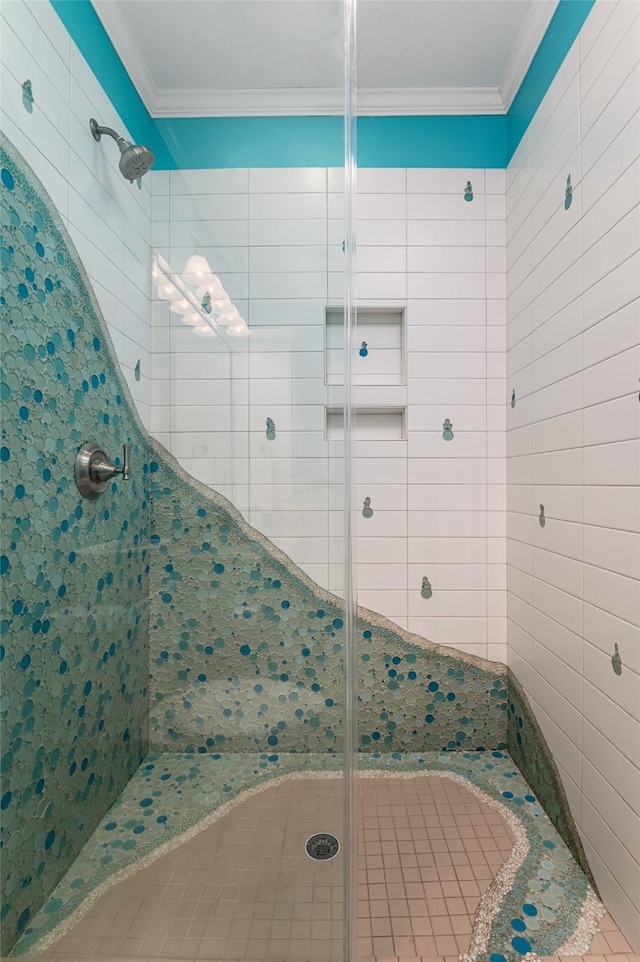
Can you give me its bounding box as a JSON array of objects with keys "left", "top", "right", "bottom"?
[{"left": 90, "top": 119, "right": 130, "bottom": 151}]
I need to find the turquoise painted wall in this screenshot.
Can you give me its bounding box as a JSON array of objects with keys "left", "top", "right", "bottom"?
[
  {"left": 0, "top": 135, "right": 150, "bottom": 955},
  {"left": 50, "top": 0, "right": 595, "bottom": 169}
]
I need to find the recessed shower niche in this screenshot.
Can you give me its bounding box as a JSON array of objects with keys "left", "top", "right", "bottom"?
[
  {"left": 325, "top": 405, "right": 406, "bottom": 440},
  {"left": 325, "top": 306, "right": 407, "bottom": 440},
  {"left": 325, "top": 306, "right": 405, "bottom": 385}
]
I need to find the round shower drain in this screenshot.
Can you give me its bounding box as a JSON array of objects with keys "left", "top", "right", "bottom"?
[{"left": 305, "top": 833, "right": 340, "bottom": 860}]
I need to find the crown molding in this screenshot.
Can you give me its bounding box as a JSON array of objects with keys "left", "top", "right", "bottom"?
[
  {"left": 93, "top": 0, "right": 564, "bottom": 119},
  {"left": 91, "top": 0, "right": 159, "bottom": 115},
  {"left": 500, "top": 0, "right": 559, "bottom": 111},
  {"left": 149, "top": 86, "right": 505, "bottom": 117},
  {"left": 358, "top": 87, "right": 504, "bottom": 116}
]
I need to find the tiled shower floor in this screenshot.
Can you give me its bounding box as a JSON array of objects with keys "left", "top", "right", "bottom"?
[
  {"left": 8, "top": 753, "right": 635, "bottom": 962},
  {"left": 36, "top": 776, "right": 513, "bottom": 960}
]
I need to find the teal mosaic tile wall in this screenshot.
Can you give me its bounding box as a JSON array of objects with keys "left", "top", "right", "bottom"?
[
  {"left": 149, "top": 450, "right": 508, "bottom": 755},
  {"left": 0, "top": 134, "right": 150, "bottom": 955}
]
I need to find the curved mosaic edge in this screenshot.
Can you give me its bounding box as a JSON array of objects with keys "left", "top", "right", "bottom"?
[
  {"left": 12, "top": 753, "right": 604, "bottom": 961},
  {"left": 0, "top": 134, "right": 150, "bottom": 447},
  {"left": 148, "top": 434, "right": 509, "bottom": 753},
  {"left": 507, "top": 670, "right": 595, "bottom": 891},
  {"left": 556, "top": 889, "right": 607, "bottom": 956},
  {"left": 149, "top": 430, "right": 505, "bottom": 676}
]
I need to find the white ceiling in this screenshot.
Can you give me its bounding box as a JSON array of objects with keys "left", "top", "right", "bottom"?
[{"left": 92, "top": 0, "right": 558, "bottom": 117}]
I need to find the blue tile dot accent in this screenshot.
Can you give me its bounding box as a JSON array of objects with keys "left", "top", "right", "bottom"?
[{"left": 511, "top": 936, "right": 532, "bottom": 954}]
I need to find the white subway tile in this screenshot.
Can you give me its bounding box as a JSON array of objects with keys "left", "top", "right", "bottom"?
[
  {"left": 407, "top": 219, "right": 485, "bottom": 246},
  {"left": 356, "top": 168, "right": 406, "bottom": 193},
  {"left": 406, "top": 617, "right": 487, "bottom": 649},
  {"left": 407, "top": 590, "right": 487, "bottom": 617},
  {"left": 582, "top": 64, "right": 640, "bottom": 176},
  {"left": 408, "top": 273, "right": 486, "bottom": 299},
  {"left": 407, "top": 298, "right": 486, "bottom": 326},
  {"left": 533, "top": 641, "right": 582, "bottom": 710},
  {"left": 171, "top": 219, "right": 248, "bottom": 247},
  {"left": 407, "top": 246, "right": 485, "bottom": 273},
  {"left": 585, "top": 644, "right": 640, "bottom": 727},
  {"left": 530, "top": 699, "right": 581, "bottom": 788},
  {"left": 581, "top": 1, "right": 640, "bottom": 99},
  {"left": 581, "top": 110, "right": 640, "bottom": 215},
  {"left": 249, "top": 271, "right": 327, "bottom": 300},
  {"left": 583, "top": 392, "right": 640, "bottom": 445},
  {"left": 353, "top": 246, "right": 406, "bottom": 273},
  {"left": 584, "top": 561, "right": 640, "bottom": 628},
  {"left": 583, "top": 761, "right": 640, "bottom": 871},
  {"left": 583, "top": 207, "right": 640, "bottom": 293},
  {"left": 248, "top": 218, "right": 326, "bottom": 246},
  {"left": 583, "top": 718, "right": 640, "bottom": 818},
  {"left": 356, "top": 219, "right": 406, "bottom": 246},
  {"left": 169, "top": 193, "right": 248, "bottom": 221},
  {"left": 170, "top": 169, "right": 248, "bottom": 194},
  {"left": 356, "top": 272, "right": 406, "bottom": 299},
  {"left": 407, "top": 169, "right": 485, "bottom": 194},
  {"left": 408, "top": 194, "right": 487, "bottom": 220},
  {"left": 250, "top": 192, "right": 326, "bottom": 220},
  {"left": 584, "top": 485, "right": 640, "bottom": 535},
  {"left": 584, "top": 524, "right": 640, "bottom": 581},
  {"left": 358, "top": 590, "right": 408, "bottom": 619},
  {"left": 583, "top": 252, "right": 640, "bottom": 333},
  {"left": 249, "top": 168, "right": 326, "bottom": 193}
]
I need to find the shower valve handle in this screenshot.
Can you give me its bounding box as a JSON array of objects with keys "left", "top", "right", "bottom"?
[
  {"left": 91, "top": 443, "right": 131, "bottom": 483},
  {"left": 121, "top": 443, "right": 131, "bottom": 481},
  {"left": 75, "top": 441, "right": 132, "bottom": 500}
]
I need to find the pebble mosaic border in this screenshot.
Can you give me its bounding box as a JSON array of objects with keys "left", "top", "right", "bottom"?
[{"left": 10, "top": 752, "right": 604, "bottom": 961}]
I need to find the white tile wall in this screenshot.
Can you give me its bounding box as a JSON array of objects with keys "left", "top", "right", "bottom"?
[
  {"left": 506, "top": 1, "right": 640, "bottom": 948},
  {"left": 0, "top": 0, "right": 153, "bottom": 427},
  {"left": 150, "top": 165, "right": 507, "bottom": 658}
]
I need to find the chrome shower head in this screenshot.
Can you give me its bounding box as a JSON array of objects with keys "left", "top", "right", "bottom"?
[
  {"left": 89, "top": 118, "right": 155, "bottom": 182},
  {"left": 118, "top": 143, "right": 155, "bottom": 182}
]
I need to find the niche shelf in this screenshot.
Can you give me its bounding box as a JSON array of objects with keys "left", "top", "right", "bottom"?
[
  {"left": 325, "top": 307, "right": 405, "bottom": 386},
  {"left": 326, "top": 406, "right": 406, "bottom": 441}
]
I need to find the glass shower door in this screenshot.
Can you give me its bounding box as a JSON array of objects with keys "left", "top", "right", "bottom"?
[{"left": 149, "top": 2, "right": 358, "bottom": 960}]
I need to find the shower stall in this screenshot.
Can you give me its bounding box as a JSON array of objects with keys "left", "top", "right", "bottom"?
[{"left": 1, "top": 1, "right": 639, "bottom": 961}]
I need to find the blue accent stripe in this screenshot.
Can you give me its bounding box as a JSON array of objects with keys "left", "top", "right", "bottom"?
[
  {"left": 50, "top": 0, "right": 595, "bottom": 169},
  {"left": 155, "top": 117, "right": 344, "bottom": 169},
  {"left": 357, "top": 116, "right": 506, "bottom": 168},
  {"left": 155, "top": 116, "right": 506, "bottom": 168},
  {"left": 507, "top": 0, "right": 596, "bottom": 160}
]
